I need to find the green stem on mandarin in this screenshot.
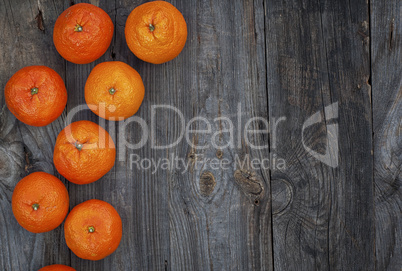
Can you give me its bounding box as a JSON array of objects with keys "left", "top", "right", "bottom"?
[
  {"left": 109, "top": 87, "right": 116, "bottom": 95},
  {"left": 31, "top": 87, "right": 38, "bottom": 95},
  {"left": 149, "top": 23, "right": 155, "bottom": 32},
  {"left": 32, "top": 203, "right": 39, "bottom": 211},
  {"left": 75, "top": 142, "right": 83, "bottom": 151},
  {"left": 88, "top": 226, "right": 95, "bottom": 233},
  {"left": 74, "top": 24, "right": 83, "bottom": 32}
]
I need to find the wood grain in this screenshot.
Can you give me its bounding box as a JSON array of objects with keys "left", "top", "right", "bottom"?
[
  {"left": 0, "top": 0, "right": 70, "bottom": 270},
  {"left": 136, "top": 0, "right": 272, "bottom": 269},
  {"left": 371, "top": 0, "right": 402, "bottom": 270},
  {"left": 264, "top": 0, "right": 374, "bottom": 270}
]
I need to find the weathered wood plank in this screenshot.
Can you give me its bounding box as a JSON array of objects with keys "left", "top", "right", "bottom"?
[
  {"left": 62, "top": 1, "right": 121, "bottom": 270},
  {"left": 370, "top": 0, "right": 402, "bottom": 270},
  {"left": 164, "top": 0, "right": 272, "bottom": 270},
  {"left": 0, "top": 0, "right": 69, "bottom": 270},
  {"left": 265, "top": 0, "right": 374, "bottom": 270},
  {"left": 106, "top": 0, "right": 172, "bottom": 270}
]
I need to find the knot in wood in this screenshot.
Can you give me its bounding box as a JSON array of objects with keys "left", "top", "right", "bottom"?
[
  {"left": 200, "top": 171, "right": 216, "bottom": 196},
  {"left": 234, "top": 169, "right": 264, "bottom": 203}
]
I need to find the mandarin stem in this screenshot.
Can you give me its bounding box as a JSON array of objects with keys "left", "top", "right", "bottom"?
[
  {"left": 74, "top": 24, "right": 83, "bottom": 32},
  {"left": 75, "top": 142, "right": 83, "bottom": 151},
  {"left": 31, "top": 87, "right": 38, "bottom": 95},
  {"left": 32, "top": 203, "right": 39, "bottom": 211},
  {"left": 109, "top": 87, "right": 116, "bottom": 95}
]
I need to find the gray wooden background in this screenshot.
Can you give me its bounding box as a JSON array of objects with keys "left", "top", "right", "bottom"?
[{"left": 0, "top": 0, "right": 401, "bottom": 270}]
